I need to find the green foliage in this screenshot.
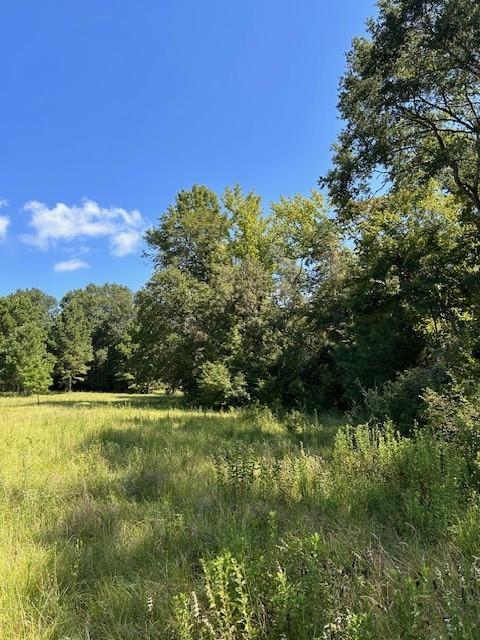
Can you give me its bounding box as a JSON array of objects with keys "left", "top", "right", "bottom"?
[
  {"left": 2, "top": 174, "right": 479, "bottom": 434},
  {"left": 0, "top": 322, "right": 54, "bottom": 394},
  {"left": 116, "top": 171, "right": 480, "bottom": 429},
  {"left": 332, "top": 422, "right": 469, "bottom": 539},
  {"left": 351, "top": 365, "right": 446, "bottom": 434},
  {"left": 311, "top": 183, "right": 479, "bottom": 412},
  {"left": 314, "top": 0, "right": 480, "bottom": 421},
  {"left": 174, "top": 553, "right": 257, "bottom": 640},
  {"left": 321, "top": 0, "right": 480, "bottom": 221},
  {"left": 196, "top": 361, "right": 249, "bottom": 408},
  {"left": 53, "top": 298, "right": 93, "bottom": 391},
  {"left": 132, "top": 268, "right": 214, "bottom": 392},
  {"left": 62, "top": 284, "right": 135, "bottom": 391},
  {"left": 0, "top": 290, "right": 55, "bottom": 393},
  {"left": 224, "top": 185, "right": 272, "bottom": 267},
  {"left": 145, "top": 184, "right": 230, "bottom": 281},
  {"left": 138, "top": 186, "right": 342, "bottom": 408},
  {"left": 173, "top": 535, "right": 374, "bottom": 640},
  {"left": 422, "top": 387, "right": 480, "bottom": 485}
]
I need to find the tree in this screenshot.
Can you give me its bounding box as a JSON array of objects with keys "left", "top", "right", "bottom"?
[
  {"left": 321, "top": 0, "right": 480, "bottom": 223},
  {"left": 310, "top": 184, "right": 479, "bottom": 409},
  {"left": 145, "top": 185, "right": 230, "bottom": 282},
  {"left": 0, "top": 289, "right": 56, "bottom": 338},
  {"left": 53, "top": 299, "right": 93, "bottom": 391},
  {"left": 18, "top": 288, "right": 57, "bottom": 329},
  {"left": 62, "top": 284, "right": 135, "bottom": 391},
  {"left": 0, "top": 291, "right": 56, "bottom": 395},
  {"left": 133, "top": 268, "right": 217, "bottom": 393},
  {"left": 196, "top": 361, "right": 248, "bottom": 408},
  {"left": 266, "top": 192, "right": 348, "bottom": 408},
  {"left": 140, "top": 185, "right": 355, "bottom": 407},
  {"left": 1, "top": 322, "right": 54, "bottom": 395},
  {"left": 223, "top": 186, "right": 272, "bottom": 267},
  {"left": 270, "top": 191, "right": 340, "bottom": 297}
]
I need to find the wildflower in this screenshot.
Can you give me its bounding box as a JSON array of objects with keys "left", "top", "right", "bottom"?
[{"left": 147, "top": 594, "right": 153, "bottom": 615}]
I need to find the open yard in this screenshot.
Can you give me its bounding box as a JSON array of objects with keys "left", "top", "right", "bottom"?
[{"left": 1, "top": 393, "right": 479, "bottom": 639}]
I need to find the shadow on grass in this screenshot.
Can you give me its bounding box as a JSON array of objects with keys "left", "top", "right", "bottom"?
[
  {"left": 77, "top": 414, "right": 293, "bottom": 482},
  {"left": 9, "top": 392, "right": 184, "bottom": 410}
]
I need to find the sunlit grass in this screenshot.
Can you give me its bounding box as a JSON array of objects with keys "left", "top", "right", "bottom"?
[{"left": 0, "top": 393, "right": 479, "bottom": 639}]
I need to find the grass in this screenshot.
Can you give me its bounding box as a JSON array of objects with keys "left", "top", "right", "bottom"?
[{"left": 0, "top": 392, "right": 479, "bottom": 639}]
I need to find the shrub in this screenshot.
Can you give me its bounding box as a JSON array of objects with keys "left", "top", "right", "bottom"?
[
  {"left": 422, "top": 388, "right": 480, "bottom": 487},
  {"left": 351, "top": 365, "right": 446, "bottom": 434},
  {"left": 240, "top": 403, "right": 280, "bottom": 431},
  {"left": 283, "top": 409, "right": 309, "bottom": 435},
  {"left": 282, "top": 409, "right": 323, "bottom": 437},
  {"left": 195, "top": 361, "right": 249, "bottom": 408}
]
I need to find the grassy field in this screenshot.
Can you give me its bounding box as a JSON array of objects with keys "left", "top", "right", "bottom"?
[{"left": 1, "top": 392, "right": 479, "bottom": 639}]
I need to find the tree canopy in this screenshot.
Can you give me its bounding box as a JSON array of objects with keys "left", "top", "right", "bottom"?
[{"left": 321, "top": 0, "right": 480, "bottom": 223}]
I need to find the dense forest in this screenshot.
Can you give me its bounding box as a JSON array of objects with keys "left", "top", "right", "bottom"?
[{"left": 2, "top": 0, "right": 480, "bottom": 435}]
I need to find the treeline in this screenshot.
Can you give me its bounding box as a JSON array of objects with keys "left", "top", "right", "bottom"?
[
  {"left": 0, "top": 284, "right": 134, "bottom": 394},
  {"left": 1, "top": 0, "right": 479, "bottom": 433},
  {"left": 1, "top": 181, "right": 479, "bottom": 429}
]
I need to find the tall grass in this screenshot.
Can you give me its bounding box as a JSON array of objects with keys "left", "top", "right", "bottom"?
[{"left": 0, "top": 393, "right": 478, "bottom": 639}]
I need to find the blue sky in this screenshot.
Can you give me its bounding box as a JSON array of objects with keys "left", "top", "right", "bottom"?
[{"left": 0, "top": 0, "right": 376, "bottom": 299}]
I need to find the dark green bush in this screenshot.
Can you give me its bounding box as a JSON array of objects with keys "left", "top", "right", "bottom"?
[{"left": 351, "top": 365, "right": 447, "bottom": 434}]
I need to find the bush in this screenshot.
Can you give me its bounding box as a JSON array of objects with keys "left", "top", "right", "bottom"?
[
  {"left": 422, "top": 388, "right": 480, "bottom": 487},
  {"left": 240, "top": 403, "right": 280, "bottom": 431},
  {"left": 351, "top": 365, "right": 446, "bottom": 434},
  {"left": 195, "top": 361, "right": 249, "bottom": 408}
]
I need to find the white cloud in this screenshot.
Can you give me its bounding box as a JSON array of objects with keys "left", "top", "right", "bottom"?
[
  {"left": 0, "top": 215, "right": 10, "bottom": 240},
  {"left": 22, "top": 198, "right": 145, "bottom": 256},
  {"left": 110, "top": 229, "right": 143, "bottom": 257},
  {"left": 0, "top": 199, "right": 10, "bottom": 240},
  {"left": 54, "top": 258, "right": 90, "bottom": 272}
]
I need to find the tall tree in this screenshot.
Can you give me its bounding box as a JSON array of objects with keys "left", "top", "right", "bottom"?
[
  {"left": 133, "top": 268, "right": 217, "bottom": 393},
  {"left": 63, "top": 284, "right": 135, "bottom": 390},
  {"left": 138, "top": 186, "right": 341, "bottom": 407},
  {"left": 321, "top": 0, "right": 480, "bottom": 223},
  {"left": 266, "top": 192, "right": 347, "bottom": 407},
  {"left": 311, "top": 184, "right": 479, "bottom": 407},
  {"left": 53, "top": 299, "right": 93, "bottom": 391},
  {"left": 0, "top": 291, "right": 56, "bottom": 394},
  {"left": 0, "top": 322, "right": 54, "bottom": 394},
  {"left": 145, "top": 185, "right": 230, "bottom": 282}
]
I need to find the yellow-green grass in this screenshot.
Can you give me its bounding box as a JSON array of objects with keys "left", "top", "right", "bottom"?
[
  {"left": 0, "top": 393, "right": 479, "bottom": 639},
  {"left": 0, "top": 393, "right": 331, "bottom": 638}
]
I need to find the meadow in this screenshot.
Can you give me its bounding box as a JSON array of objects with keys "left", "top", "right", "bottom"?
[{"left": 1, "top": 392, "right": 479, "bottom": 639}]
